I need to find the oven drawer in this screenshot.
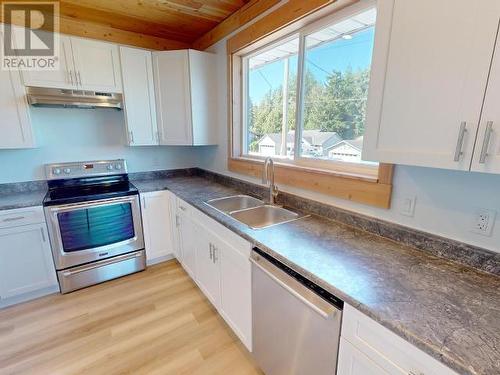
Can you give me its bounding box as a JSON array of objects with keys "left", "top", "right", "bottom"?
[
  {"left": 0, "top": 207, "right": 45, "bottom": 229},
  {"left": 57, "top": 250, "right": 146, "bottom": 293}
]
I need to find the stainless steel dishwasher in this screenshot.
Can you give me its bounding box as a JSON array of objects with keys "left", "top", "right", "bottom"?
[{"left": 250, "top": 247, "right": 343, "bottom": 375}]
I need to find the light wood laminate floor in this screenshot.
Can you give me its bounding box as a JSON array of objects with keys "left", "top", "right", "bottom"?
[{"left": 0, "top": 260, "right": 263, "bottom": 375}]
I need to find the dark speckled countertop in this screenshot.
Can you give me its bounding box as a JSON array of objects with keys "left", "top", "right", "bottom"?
[
  {"left": 134, "top": 176, "right": 500, "bottom": 375},
  {"left": 0, "top": 190, "right": 46, "bottom": 211}
]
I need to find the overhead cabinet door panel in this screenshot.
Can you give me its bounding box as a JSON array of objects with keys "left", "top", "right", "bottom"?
[
  {"left": 153, "top": 51, "right": 193, "bottom": 145},
  {"left": 471, "top": 30, "right": 500, "bottom": 174},
  {"left": 120, "top": 46, "right": 158, "bottom": 146},
  {"left": 19, "top": 33, "right": 75, "bottom": 89},
  {"left": 363, "top": 0, "right": 500, "bottom": 170},
  {"left": 71, "top": 38, "right": 122, "bottom": 93}
]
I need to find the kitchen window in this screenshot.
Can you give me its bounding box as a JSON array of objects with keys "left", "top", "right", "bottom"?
[{"left": 228, "top": 1, "right": 393, "bottom": 208}]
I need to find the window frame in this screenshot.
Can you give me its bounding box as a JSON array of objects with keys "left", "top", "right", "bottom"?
[{"left": 227, "top": 0, "right": 394, "bottom": 208}]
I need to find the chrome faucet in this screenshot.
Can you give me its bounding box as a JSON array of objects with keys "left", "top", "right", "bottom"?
[{"left": 262, "top": 157, "right": 278, "bottom": 205}]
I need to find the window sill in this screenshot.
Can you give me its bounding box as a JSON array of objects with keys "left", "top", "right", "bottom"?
[{"left": 228, "top": 157, "right": 393, "bottom": 208}]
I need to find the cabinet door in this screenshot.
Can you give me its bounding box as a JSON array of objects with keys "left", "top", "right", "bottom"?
[
  {"left": 188, "top": 50, "right": 217, "bottom": 145},
  {"left": 120, "top": 46, "right": 158, "bottom": 146},
  {"left": 337, "top": 338, "right": 392, "bottom": 375},
  {"left": 0, "top": 66, "right": 33, "bottom": 149},
  {"left": 194, "top": 225, "right": 220, "bottom": 308},
  {"left": 471, "top": 29, "right": 500, "bottom": 173},
  {"left": 178, "top": 210, "right": 196, "bottom": 279},
  {"left": 168, "top": 192, "right": 181, "bottom": 260},
  {"left": 153, "top": 50, "right": 193, "bottom": 145},
  {"left": 20, "top": 33, "right": 76, "bottom": 89},
  {"left": 363, "top": 0, "right": 500, "bottom": 170},
  {"left": 141, "top": 191, "right": 174, "bottom": 264},
  {"left": 219, "top": 238, "right": 252, "bottom": 350},
  {"left": 0, "top": 224, "right": 57, "bottom": 299},
  {"left": 71, "top": 38, "right": 122, "bottom": 92}
]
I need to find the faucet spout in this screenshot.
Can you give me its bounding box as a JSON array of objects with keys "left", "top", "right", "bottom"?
[{"left": 262, "top": 157, "right": 278, "bottom": 205}]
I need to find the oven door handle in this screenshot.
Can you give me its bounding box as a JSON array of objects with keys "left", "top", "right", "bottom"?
[
  {"left": 61, "top": 252, "right": 143, "bottom": 276},
  {"left": 47, "top": 195, "right": 139, "bottom": 213}
]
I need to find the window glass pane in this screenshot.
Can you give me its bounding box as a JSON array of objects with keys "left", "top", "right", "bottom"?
[
  {"left": 300, "top": 8, "right": 377, "bottom": 164},
  {"left": 58, "top": 203, "right": 135, "bottom": 252},
  {"left": 245, "top": 37, "right": 299, "bottom": 159}
]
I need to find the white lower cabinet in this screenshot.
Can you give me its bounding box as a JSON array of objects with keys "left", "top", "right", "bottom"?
[
  {"left": 175, "top": 198, "right": 253, "bottom": 351},
  {"left": 177, "top": 207, "right": 197, "bottom": 279},
  {"left": 338, "top": 304, "right": 458, "bottom": 375},
  {"left": 141, "top": 191, "right": 175, "bottom": 265},
  {"left": 218, "top": 234, "right": 252, "bottom": 350},
  {"left": 0, "top": 207, "right": 58, "bottom": 308},
  {"left": 194, "top": 222, "right": 221, "bottom": 307},
  {"left": 338, "top": 338, "right": 389, "bottom": 375}
]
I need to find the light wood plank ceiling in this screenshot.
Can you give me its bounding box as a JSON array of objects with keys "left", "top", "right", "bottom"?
[{"left": 0, "top": 0, "right": 253, "bottom": 50}]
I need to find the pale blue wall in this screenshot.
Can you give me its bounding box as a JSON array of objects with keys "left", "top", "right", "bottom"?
[{"left": 0, "top": 107, "right": 212, "bottom": 183}]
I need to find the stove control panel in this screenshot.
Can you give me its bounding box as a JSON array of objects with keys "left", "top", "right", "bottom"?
[{"left": 45, "top": 159, "right": 127, "bottom": 180}]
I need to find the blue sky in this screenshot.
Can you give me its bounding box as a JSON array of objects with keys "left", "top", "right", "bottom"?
[{"left": 248, "top": 28, "right": 375, "bottom": 103}]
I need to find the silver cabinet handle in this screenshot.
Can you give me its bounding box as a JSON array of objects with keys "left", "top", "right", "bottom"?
[
  {"left": 2, "top": 216, "right": 25, "bottom": 222},
  {"left": 212, "top": 245, "right": 218, "bottom": 263},
  {"left": 129, "top": 131, "right": 134, "bottom": 144},
  {"left": 40, "top": 227, "right": 46, "bottom": 242},
  {"left": 175, "top": 214, "right": 180, "bottom": 227},
  {"left": 209, "top": 243, "right": 213, "bottom": 260},
  {"left": 77, "top": 71, "right": 82, "bottom": 86},
  {"left": 454, "top": 121, "right": 468, "bottom": 161},
  {"left": 479, "top": 121, "right": 494, "bottom": 164},
  {"left": 142, "top": 197, "right": 147, "bottom": 210}
]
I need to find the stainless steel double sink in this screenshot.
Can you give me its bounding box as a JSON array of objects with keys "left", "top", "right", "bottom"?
[{"left": 205, "top": 195, "right": 306, "bottom": 229}]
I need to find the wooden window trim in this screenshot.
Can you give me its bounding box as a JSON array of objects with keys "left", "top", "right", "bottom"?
[{"left": 226, "top": 0, "right": 394, "bottom": 209}]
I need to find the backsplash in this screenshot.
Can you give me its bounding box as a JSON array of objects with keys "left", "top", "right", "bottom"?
[{"left": 0, "top": 108, "right": 209, "bottom": 183}]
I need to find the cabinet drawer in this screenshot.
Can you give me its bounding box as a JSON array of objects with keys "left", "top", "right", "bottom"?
[
  {"left": 342, "top": 304, "right": 458, "bottom": 375},
  {"left": 0, "top": 207, "right": 45, "bottom": 229}
]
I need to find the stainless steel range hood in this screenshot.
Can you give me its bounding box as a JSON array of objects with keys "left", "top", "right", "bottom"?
[{"left": 26, "top": 86, "right": 123, "bottom": 110}]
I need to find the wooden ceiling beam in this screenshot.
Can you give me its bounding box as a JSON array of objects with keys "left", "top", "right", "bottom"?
[{"left": 192, "top": 0, "right": 281, "bottom": 51}]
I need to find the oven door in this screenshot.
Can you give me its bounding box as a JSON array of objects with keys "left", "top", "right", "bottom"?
[{"left": 44, "top": 195, "right": 144, "bottom": 270}]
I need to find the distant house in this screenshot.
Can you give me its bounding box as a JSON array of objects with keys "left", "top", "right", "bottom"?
[
  {"left": 256, "top": 130, "right": 341, "bottom": 157},
  {"left": 324, "top": 136, "right": 364, "bottom": 162}
]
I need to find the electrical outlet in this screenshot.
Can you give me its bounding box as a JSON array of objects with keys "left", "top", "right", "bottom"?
[
  {"left": 471, "top": 209, "right": 496, "bottom": 236},
  {"left": 400, "top": 196, "right": 416, "bottom": 217}
]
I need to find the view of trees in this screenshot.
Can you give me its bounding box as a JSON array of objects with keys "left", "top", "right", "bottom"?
[{"left": 248, "top": 66, "right": 370, "bottom": 152}]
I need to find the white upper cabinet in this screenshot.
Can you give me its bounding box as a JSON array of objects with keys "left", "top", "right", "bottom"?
[
  {"left": 153, "top": 49, "right": 217, "bottom": 146},
  {"left": 119, "top": 46, "right": 158, "bottom": 146},
  {"left": 471, "top": 32, "right": 500, "bottom": 174},
  {"left": 71, "top": 38, "right": 122, "bottom": 93},
  {"left": 20, "top": 33, "right": 75, "bottom": 90},
  {"left": 0, "top": 31, "right": 33, "bottom": 149},
  {"left": 16, "top": 29, "right": 122, "bottom": 93},
  {"left": 363, "top": 0, "right": 500, "bottom": 171}
]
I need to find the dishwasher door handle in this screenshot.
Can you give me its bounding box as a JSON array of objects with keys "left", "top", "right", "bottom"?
[{"left": 250, "top": 255, "right": 337, "bottom": 319}]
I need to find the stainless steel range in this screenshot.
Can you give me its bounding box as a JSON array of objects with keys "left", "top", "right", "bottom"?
[{"left": 43, "top": 159, "right": 145, "bottom": 294}]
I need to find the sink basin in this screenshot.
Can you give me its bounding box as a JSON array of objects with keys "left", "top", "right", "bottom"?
[
  {"left": 230, "top": 205, "right": 301, "bottom": 229},
  {"left": 205, "top": 195, "right": 264, "bottom": 213}
]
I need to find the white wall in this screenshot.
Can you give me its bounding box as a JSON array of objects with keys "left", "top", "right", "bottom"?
[
  {"left": 0, "top": 107, "right": 207, "bottom": 183},
  {"left": 199, "top": 38, "right": 500, "bottom": 254}
]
